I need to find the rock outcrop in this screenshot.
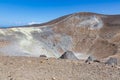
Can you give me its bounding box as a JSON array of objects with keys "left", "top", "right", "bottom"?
[{"left": 59, "top": 51, "right": 78, "bottom": 60}]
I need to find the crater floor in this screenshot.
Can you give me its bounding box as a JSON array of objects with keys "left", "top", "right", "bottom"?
[{"left": 0, "top": 56, "right": 120, "bottom": 80}]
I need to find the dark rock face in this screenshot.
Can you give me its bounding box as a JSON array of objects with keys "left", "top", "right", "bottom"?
[
  {"left": 85, "top": 56, "right": 100, "bottom": 64},
  {"left": 40, "top": 55, "right": 47, "bottom": 58},
  {"left": 59, "top": 51, "right": 78, "bottom": 60},
  {"left": 85, "top": 56, "right": 94, "bottom": 63}
]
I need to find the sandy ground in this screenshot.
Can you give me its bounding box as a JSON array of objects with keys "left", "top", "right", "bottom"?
[{"left": 0, "top": 56, "right": 120, "bottom": 80}]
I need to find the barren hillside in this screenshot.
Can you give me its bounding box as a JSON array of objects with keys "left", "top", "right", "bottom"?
[
  {"left": 0, "top": 12, "right": 120, "bottom": 80},
  {"left": 0, "top": 12, "right": 120, "bottom": 60}
]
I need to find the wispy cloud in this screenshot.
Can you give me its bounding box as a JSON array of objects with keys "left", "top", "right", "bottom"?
[{"left": 28, "top": 22, "right": 40, "bottom": 25}]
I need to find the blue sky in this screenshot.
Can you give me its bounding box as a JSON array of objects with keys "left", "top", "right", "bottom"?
[{"left": 0, "top": 0, "right": 120, "bottom": 27}]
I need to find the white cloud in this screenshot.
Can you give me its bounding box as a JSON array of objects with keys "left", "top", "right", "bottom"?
[{"left": 28, "top": 22, "right": 41, "bottom": 25}]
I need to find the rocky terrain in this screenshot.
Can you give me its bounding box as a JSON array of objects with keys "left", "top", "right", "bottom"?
[
  {"left": 0, "top": 12, "right": 120, "bottom": 60},
  {"left": 0, "top": 12, "right": 120, "bottom": 80},
  {"left": 0, "top": 56, "right": 120, "bottom": 80}
]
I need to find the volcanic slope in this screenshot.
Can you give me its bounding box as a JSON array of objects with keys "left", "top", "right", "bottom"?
[{"left": 0, "top": 12, "right": 120, "bottom": 60}]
